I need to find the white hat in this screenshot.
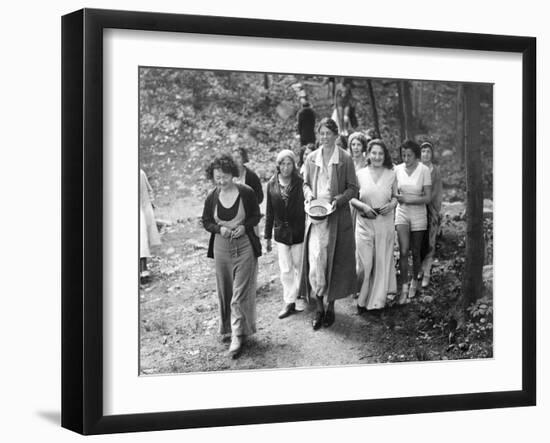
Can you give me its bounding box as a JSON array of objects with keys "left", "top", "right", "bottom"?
[{"left": 276, "top": 149, "right": 297, "bottom": 165}]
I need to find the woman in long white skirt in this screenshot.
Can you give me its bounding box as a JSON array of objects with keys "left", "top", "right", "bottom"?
[
  {"left": 140, "top": 169, "right": 161, "bottom": 280},
  {"left": 350, "top": 139, "right": 397, "bottom": 314}
]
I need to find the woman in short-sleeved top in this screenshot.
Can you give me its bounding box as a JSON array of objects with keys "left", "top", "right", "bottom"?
[{"left": 395, "top": 140, "right": 432, "bottom": 303}]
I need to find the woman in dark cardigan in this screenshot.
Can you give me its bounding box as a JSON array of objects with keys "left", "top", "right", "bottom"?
[
  {"left": 232, "top": 146, "right": 264, "bottom": 204},
  {"left": 264, "top": 149, "right": 306, "bottom": 319},
  {"left": 202, "top": 154, "right": 262, "bottom": 358}
]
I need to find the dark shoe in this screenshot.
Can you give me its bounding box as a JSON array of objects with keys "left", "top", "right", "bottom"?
[
  {"left": 278, "top": 303, "right": 296, "bottom": 319},
  {"left": 366, "top": 308, "right": 383, "bottom": 318},
  {"left": 312, "top": 311, "right": 324, "bottom": 330},
  {"left": 323, "top": 309, "right": 335, "bottom": 327},
  {"left": 356, "top": 305, "right": 367, "bottom": 315}
]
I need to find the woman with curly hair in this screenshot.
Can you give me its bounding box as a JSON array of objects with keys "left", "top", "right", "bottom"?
[
  {"left": 350, "top": 139, "right": 397, "bottom": 314},
  {"left": 201, "top": 154, "right": 262, "bottom": 358}
]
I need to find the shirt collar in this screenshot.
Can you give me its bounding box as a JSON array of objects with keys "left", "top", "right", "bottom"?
[{"left": 313, "top": 146, "right": 340, "bottom": 167}]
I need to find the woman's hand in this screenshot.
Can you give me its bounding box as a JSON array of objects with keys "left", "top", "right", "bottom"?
[
  {"left": 361, "top": 203, "right": 378, "bottom": 219},
  {"left": 220, "top": 226, "right": 232, "bottom": 238},
  {"left": 231, "top": 225, "right": 245, "bottom": 239},
  {"left": 266, "top": 238, "right": 272, "bottom": 252},
  {"left": 377, "top": 202, "right": 394, "bottom": 215}
]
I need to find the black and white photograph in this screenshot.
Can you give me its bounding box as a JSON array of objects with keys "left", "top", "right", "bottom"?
[{"left": 138, "top": 68, "right": 494, "bottom": 374}]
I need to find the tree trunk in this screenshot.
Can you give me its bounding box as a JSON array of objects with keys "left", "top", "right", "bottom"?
[
  {"left": 398, "top": 80, "right": 414, "bottom": 140},
  {"left": 263, "top": 73, "right": 269, "bottom": 90},
  {"left": 366, "top": 79, "right": 381, "bottom": 138},
  {"left": 397, "top": 82, "right": 406, "bottom": 141},
  {"left": 417, "top": 82, "right": 423, "bottom": 117},
  {"left": 456, "top": 84, "right": 465, "bottom": 165},
  {"left": 462, "top": 83, "right": 484, "bottom": 310}
]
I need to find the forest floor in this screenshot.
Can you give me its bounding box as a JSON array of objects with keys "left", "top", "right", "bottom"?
[{"left": 139, "top": 182, "right": 493, "bottom": 375}]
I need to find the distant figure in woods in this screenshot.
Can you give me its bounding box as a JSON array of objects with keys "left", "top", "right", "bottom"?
[
  {"left": 419, "top": 141, "right": 443, "bottom": 288},
  {"left": 395, "top": 140, "right": 432, "bottom": 303},
  {"left": 265, "top": 149, "right": 306, "bottom": 320},
  {"left": 231, "top": 146, "right": 264, "bottom": 205},
  {"left": 201, "top": 154, "right": 262, "bottom": 358},
  {"left": 299, "top": 117, "right": 359, "bottom": 330},
  {"left": 331, "top": 79, "right": 358, "bottom": 136},
  {"left": 140, "top": 169, "right": 161, "bottom": 282},
  {"left": 350, "top": 139, "right": 397, "bottom": 314},
  {"left": 297, "top": 97, "right": 316, "bottom": 147}
]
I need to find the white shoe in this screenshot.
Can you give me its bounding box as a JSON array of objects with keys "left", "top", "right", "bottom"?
[
  {"left": 398, "top": 284, "right": 409, "bottom": 305},
  {"left": 421, "top": 274, "right": 430, "bottom": 288},
  {"left": 408, "top": 280, "right": 418, "bottom": 299},
  {"left": 228, "top": 335, "right": 243, "bottom": 358}
]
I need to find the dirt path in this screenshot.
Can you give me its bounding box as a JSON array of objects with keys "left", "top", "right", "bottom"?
[{"left": 139, "top": 204, "right": 481, "bottom": 375}]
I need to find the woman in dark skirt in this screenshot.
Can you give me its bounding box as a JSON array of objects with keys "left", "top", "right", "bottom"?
[
  {"left": 202, "top": 154, "right": 262, "bottom": 358},
  {"left": 265, "top": 149, "right": 306, "bottom": 319}
]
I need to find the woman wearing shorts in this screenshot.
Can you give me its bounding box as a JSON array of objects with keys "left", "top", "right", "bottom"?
[{"left": 394, "top": 140, "right": 432, "bottom": 303}]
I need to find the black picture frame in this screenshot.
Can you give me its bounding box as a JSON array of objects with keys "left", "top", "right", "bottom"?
[{"left": 61, "top": 8, "right": 536, "bottom": 435}]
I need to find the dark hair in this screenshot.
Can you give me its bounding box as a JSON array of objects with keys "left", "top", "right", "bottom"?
[
  {"left": 205, "top": 154, "right": 239, "bottom": 180},
  {"left": 299, "top": 143, "right": 316, "bottom": 166},
  {"left": 231, "top": 146, "right": 249, "bottom": 163},
  {"left": 335, "top": 135, "right": 348, "bottom": 150},
  {"left": 400, "top": 139, "right": 421, "bottom": 160},
  {"left": 348, "top": 132, "right": 368, "bottom": 153},
  {"left": 364, "top": 128, "right": 377, "bottom": 140},
  {"left": 317, "top": 117, "right": 339, "bottom": 135},
  {"left": 367, "top": 139, "right": 393, "bottom": 169}
]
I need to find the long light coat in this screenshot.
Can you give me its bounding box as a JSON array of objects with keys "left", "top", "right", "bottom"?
[{"left": 299, "top": 147, "right": 359, "bottom": 302}]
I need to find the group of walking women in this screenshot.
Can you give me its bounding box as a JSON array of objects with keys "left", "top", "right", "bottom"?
[{"left": 202, "top": 117, "right": 442, "bottom": 358}]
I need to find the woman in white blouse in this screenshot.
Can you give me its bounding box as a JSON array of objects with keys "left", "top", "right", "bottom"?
[{"left": 394, "top": 140, "right": 432, "bottom": 303}]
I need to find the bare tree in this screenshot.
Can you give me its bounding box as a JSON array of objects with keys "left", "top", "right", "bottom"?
[
  {"left": 462, "top": 83, "right": 484, "bottom": 308},
  {"left": 366, "top": 79, "right": 381, "bottom": 137},
  {"left": 455, "top": 84, "right": 465, "bottom": 165},
  {"left": 397, "top": 80, "right": 415, "bottom": 140}
]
